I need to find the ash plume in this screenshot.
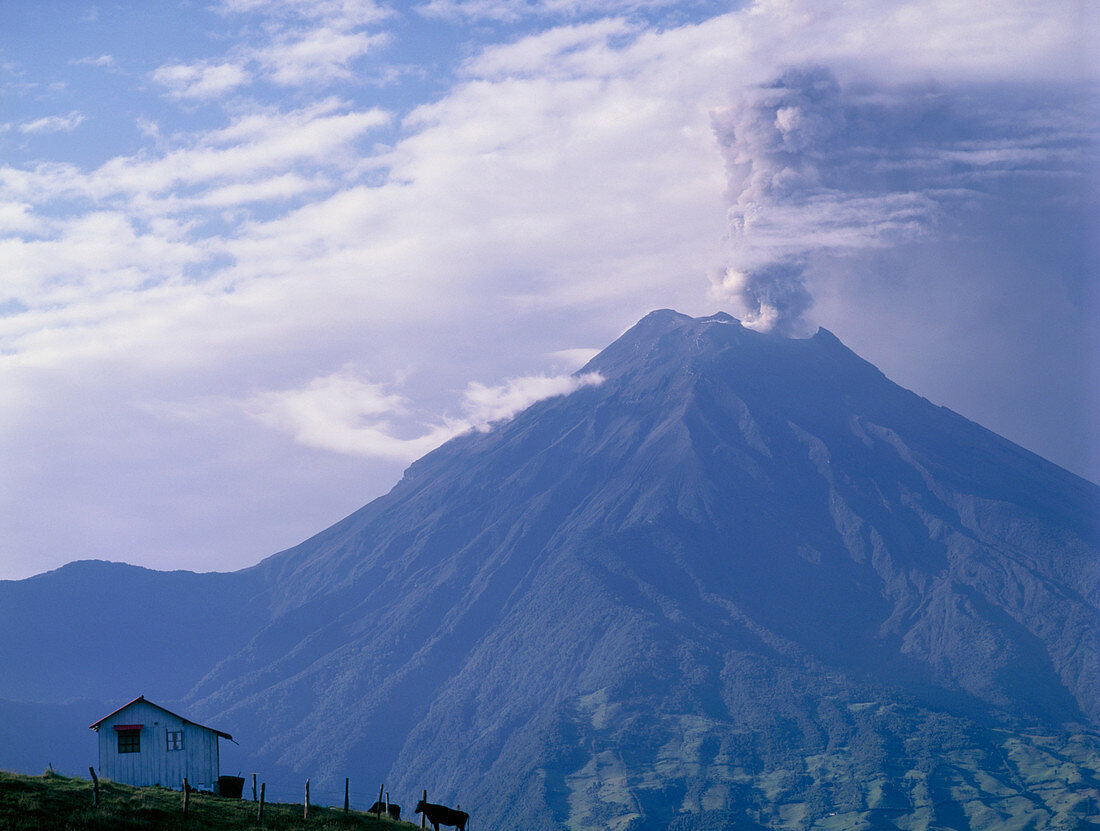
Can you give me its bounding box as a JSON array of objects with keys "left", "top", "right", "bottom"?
[{"left": 710, "top": 67, "right": 944, "bottom": 333}]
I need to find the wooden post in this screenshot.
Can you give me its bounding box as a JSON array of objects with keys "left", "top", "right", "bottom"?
[
  {"left": 252, "top": 773, "right": 258, "bottom": 802},
  {"left": 88, "top": 766, "right": 99, "bottom": 808},
  {"left": 421, "top": 789, "right": 427, "bottom": 828},
  {"left": 377, "top": 784, "right": 384, "bottom": 822},
  {"left": 344, "top": 778, "right": 350, "bottom": 815},
  {"left": 304, "top": 779, "right": 310, "bottom": 820},
  {"left": 385, "top": 790, "right": 390, "bottom": 817},
  {"left": 257, "top": 783, "right": 265, "bottom": 825},
  {"left": 183, "top": 778, "right": 190, "bottom": 819}
]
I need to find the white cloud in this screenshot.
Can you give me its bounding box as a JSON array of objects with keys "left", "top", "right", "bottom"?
[
  {"left": 18, "top": 111, "right": 85, "bottom": 134},
  {"left": 244, "top": 367, "right": 450, "bottom": 461},
  {"left": 0, "top": 211, "right": 204, "bottom": 307},
  {"left": 0, "top": 202, "right": 43, "bottom": 236},
  {"left": 245, "top": 368, "right": 603, "bottom": 460},
  {"left": 119, "top": 104, "right": 387, "bottom": 191},
  {"left": 178, "top": 0, "right": 394, "bottom": 96},
  {"left": 152, "top": 61, "right": 250, "bottom": 100},
  {"left": 417, "top": 0, "right": 682, "bottom": 22},
  {"left": 152, "top": 29, "right": 388, "bottom": 98},
  {"left": 0, "top": 99, "right": 389, "bottom": 206},
  {"left": 72, "top": 54, "right": 115, "bottom": 68},
  {"left": 135, "top": 117, "right": 161, "bottom": 140},
  {"left": 253, "top": 28, "right": 390, "bottom": 86},
  {"left": 217, "top": 0, "right": 390, "bottom": 27},
  {"left": 741, "top": 0, "right": 1092, "bottom": 85},
  {"left": 461, "top": 17, "right": 639, "bottom": 78},
  {"left": 464, "top": 371, "right": 603, "bottom": 425},
  {"left": 192, "top": 172, "right": 333, "bottom": 208}
]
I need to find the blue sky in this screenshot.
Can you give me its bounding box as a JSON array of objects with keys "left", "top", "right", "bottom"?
[{"left": 0, "top": 0, "right": 1095, "bottom": 580}]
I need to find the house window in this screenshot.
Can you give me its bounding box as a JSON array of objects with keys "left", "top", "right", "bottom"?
[
  {"left": 117, "top": 730, "right": 140, "bottom": 754},
  {"left": 167, "top": 731, "right": 183, "bottom": 751}
]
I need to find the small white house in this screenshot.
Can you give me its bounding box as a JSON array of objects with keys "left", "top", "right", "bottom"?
[{"left": 89, "top": 695, "right": 233, "bottom": 790}]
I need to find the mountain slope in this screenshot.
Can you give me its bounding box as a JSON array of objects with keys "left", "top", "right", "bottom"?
[
  {"left": 178, "top": 310, "right": 1099, "bottom": 829},
  {"left": 2, "top": 310, "right": 1096, "bottom": 827}
]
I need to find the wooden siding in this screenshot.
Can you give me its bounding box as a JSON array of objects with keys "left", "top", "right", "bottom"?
[{"left": 95, "top": 699, "right": 221, "bottom": 789}]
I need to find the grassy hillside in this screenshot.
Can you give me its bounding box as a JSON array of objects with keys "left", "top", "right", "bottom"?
[{"left": 0, "top": 770, "right": 419, "bottom": 831}]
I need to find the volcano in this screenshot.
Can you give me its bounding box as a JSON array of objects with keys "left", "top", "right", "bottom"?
[{"left": 3, "top": 310, "right": 1098, "bottom": 829}]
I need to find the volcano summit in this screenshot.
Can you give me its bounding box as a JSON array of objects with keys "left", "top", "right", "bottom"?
[{"left": 2, "top": 310, "right": 1097, "bottom": 829}]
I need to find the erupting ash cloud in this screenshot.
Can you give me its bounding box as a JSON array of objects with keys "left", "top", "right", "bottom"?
[
  {"left": 711, "top": 67, "right": 944, "bottom": 333},
  {"left": 711, "top": 63, "right": 1090, "bottom": 336}
]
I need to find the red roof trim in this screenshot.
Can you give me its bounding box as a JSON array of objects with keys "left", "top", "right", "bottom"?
[
  {"left": 113, "top": 724, "right": 143, "bottom": 731},
  {"left": 89, "top": 695, "right": 233, "bottom": 741}
]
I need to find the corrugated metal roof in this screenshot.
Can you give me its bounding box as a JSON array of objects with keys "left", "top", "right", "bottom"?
[{"left": 89, "top": 695, "right": 233, "bottom": 741}]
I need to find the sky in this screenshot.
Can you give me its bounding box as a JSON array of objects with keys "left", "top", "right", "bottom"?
[{"left": 0, "top": 0, "right": 1095, "bottom": 581}]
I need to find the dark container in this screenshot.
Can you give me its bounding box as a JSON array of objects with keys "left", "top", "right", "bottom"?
[{"left": 217, "top": 776, "right": 245, "bottom": 799}]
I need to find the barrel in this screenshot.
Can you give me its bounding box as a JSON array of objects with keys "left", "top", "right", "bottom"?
[{"left": 217, "top": 776, "right": 245, "bottom": 798}]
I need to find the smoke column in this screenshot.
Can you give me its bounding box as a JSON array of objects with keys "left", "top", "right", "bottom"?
[{"left": 711, "top": 67, "right": 951, "bottom": 333}]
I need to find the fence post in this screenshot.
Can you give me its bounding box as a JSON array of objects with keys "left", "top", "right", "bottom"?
[
  {"left": 88, "top": 766, "right": 99, "bottom": 808},
  {"left": 421, "top": 789, "right": 427, "bottom": 828},
  {"left": 345, "top": 778, "right": 350, "bottom": 815},
  {"left": 183, "top": 778, "right": 190, "bottom": 819},
  {"left": 252, "top": 773, "right": 258, "bottom": 802},
  {"left": 304, "top": 779, "right": 310, "bottom": 820},
  {"left": 258, "top": 783, "right": 265, "bottom": 825},
  {"left": 385, "top": 790, "right": 390, "bottom": 818}
]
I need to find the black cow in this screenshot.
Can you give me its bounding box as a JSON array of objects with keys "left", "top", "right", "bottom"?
[
  {"left": 415, "top": 799, "right": 468, "bottom": 831},
  {"left": 369, "top": 801, "right": 401, "bottom": 820}
]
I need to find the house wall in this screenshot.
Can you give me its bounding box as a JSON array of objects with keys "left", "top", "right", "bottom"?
[{"left": 95, "top": 700, "right": 220, "bottom": 789}]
